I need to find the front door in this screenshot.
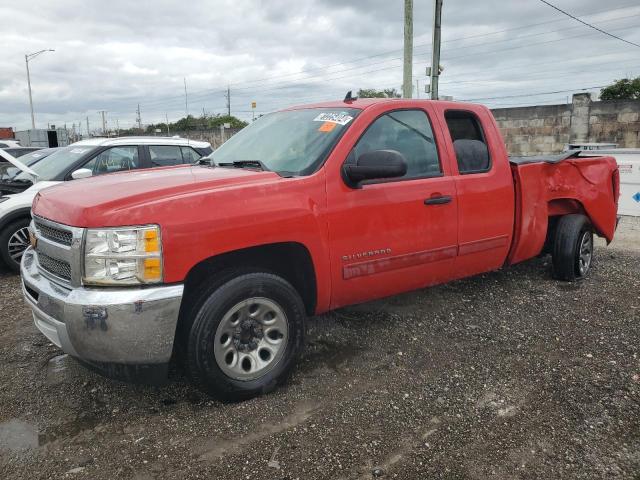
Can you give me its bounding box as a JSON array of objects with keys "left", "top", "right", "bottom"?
[{"left": 326, "top": 107, "right": 458, "bottom": 309}]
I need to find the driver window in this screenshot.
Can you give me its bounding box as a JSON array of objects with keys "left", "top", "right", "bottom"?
[
  {"left": 83, "top": 146, "right": 139, "bottom": 175},
  {"left": 350, "top": 110, "right": 441, "bottom": 179}
]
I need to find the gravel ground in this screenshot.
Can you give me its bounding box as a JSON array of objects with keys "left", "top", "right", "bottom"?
[{"left": 0, "top": 217, "right": 638, "bottom": 480}]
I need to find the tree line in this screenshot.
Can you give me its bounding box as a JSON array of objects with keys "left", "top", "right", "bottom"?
[{"left": 119, "top": 113, "right": 248, "bottom": 135}]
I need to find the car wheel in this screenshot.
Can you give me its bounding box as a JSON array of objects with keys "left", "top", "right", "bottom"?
[
  {"left": 185, "top": 272, "right": 305, "bottom": 401},
  {"left": 552, "top": 214, "right": 593, "bottom": 281},
  {"left": 0, "top": 218, "right": 31, "bottom": 273}
]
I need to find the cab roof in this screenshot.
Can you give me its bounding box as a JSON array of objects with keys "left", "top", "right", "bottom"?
[
  {"left": 283, "top": 97, "right": 474, "bottom": 112},
  {"left": 69, "top": 136, "right": 211, "bottom": 148}
]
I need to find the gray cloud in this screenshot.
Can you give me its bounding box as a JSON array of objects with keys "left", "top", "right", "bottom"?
[{"left": 1, "top": 0, "right": 639, "bottom": 132}]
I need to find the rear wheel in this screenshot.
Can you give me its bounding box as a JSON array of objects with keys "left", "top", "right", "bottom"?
[
  {"left": 185, "top": 272, "right": 305, "bottom": 401},
  {"left": 0, "top": 218, "right": 31, "bottom": 273},
  {"left": 552, "top": 214, "right": 593, "bottom": 281}
]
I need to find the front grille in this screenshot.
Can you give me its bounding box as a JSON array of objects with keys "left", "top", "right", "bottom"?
[
  {"left": 38, "top": 252, "right": 72, "bottom": 281},
  {"left": 35, "top": 221, "right": 73, "bottom": 246}
]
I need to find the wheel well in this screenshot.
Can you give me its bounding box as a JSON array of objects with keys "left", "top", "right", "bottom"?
[
  {"left": 176, "top": 242, "right": 317, "bottom": 338},
  {"left": 543, "top": 201, "right": 591, "bottom": 255},
  {"left": 0, "top": 209, "right": 31, "bottom": 231}
]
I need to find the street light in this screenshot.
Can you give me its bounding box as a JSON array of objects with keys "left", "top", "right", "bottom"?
[{"left": 25, "top": 49, "right": 55, "bottom": 129}]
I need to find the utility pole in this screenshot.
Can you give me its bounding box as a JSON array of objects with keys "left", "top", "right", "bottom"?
[
  {"left": 430, "top": 0, "right": 443, "bottom": 100},
  {"left": 415, "top": 79, "right": 420, "bottom": 99},
  {"left": 136, "top": 104, "right": 142, "bottom": 131},
  {"left": 116, "top": 119, "right": 120, "bottom": 136},
  {"left": 86, "top": 116, "right": 90, "bottom": 136},
  {"left": 25, "top": 49, "right": 55, "bottom": 129},
  {"left": 25, "top": 56, "right": 34, "bottom": 129},
  {"left": 184, "top": 78, "right": 189, "bottom": 117},
  {"left": 402, "top": 0, "right": 413, "bottom": 99},
  {"left": 98, "top": 110, "right": 107, "bottom": 135},
  {"left": 165, "top": 113, "right": 170, "bottom": 136},
  {"left": 184, "top": 77, "right": 189, "bottom": 133},
  {"left": 225, "top": 86, "right": 231, "bottom": 116}
]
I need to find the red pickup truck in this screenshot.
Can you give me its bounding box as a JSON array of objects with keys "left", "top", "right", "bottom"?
[{"left": 21, "top": 98, "right": 619, "bottom": 400}]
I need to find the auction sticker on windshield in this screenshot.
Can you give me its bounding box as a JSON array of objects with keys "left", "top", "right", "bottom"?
[
  {"left": 318, "top": 121, "right": 337, "bottom": 132},
  {"left": 313, "top": 112, "right": 353, "bottom": 125}
]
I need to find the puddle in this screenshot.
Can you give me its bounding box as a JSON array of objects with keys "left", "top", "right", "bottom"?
[
  {"left": 0, "top": 419, "right": 39, "bottom": 452},
  {"left": 45, "top": 354, "right": 70, "bottom": 385}
]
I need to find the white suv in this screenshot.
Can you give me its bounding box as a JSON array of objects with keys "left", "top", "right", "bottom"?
[{"left": 0, "top": 136, "right": 212, "bottom": 271}]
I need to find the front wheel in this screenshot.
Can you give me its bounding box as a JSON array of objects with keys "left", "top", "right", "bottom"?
[
  {"left": 0, "top": 218, "right": 31, "bottom": 273},
  {"left": 185, "top": 272, "right": 305, "bottom": 401},
  {"left": 552, "top": 214, "right": 594, "bottom": 281}
]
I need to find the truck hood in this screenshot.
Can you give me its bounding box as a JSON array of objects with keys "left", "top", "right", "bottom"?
[{"left": 32, "top": 165, "right": 283, "bottom": 227}]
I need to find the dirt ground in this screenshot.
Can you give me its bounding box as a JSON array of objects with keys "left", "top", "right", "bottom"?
[{"left": 0, "top": 217, "right": 638, "bottom": 480}]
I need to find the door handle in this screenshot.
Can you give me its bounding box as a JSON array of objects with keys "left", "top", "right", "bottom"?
[{"left": 424, "top": 195, "right": 452, "bottom": 205}]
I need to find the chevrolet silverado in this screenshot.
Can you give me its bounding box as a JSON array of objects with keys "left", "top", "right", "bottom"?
[{"left": 20, "top": 98, "right": 619, "bottom": 400}]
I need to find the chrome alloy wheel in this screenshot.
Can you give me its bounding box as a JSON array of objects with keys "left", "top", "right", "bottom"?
[
  {"left": 578, "top": 231, "right": 593, "bottom": 276},
  {"left": 7, "top": 227, "right": 31, "bottom": 262},
  {"left": 214, "top": 297, "right": 288, "bottom": 381}
]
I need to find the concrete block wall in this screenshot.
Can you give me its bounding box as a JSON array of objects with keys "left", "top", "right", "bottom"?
[{"left": 490, "top": 93, "right": 640, "bottom": 156}]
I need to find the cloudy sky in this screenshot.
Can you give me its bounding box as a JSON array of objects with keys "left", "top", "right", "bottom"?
[{"left": 1, "top": 0, "right": 640, "bottom": 133}]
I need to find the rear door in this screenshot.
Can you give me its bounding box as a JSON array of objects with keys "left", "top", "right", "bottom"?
[
  {"left": 326, "top": 105, "right": 458, "bottom": 308},
  {"left": 434, "top": 106, "right": 515, "bottom": 278}
]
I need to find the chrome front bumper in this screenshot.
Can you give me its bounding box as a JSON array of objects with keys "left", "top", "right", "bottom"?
[{"left": 21, "top": 247, "right": 184, "bottom": 370}]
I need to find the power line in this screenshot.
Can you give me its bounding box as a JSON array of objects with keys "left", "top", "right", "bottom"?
[
  {"left": 137, "top": 20, "right": 639, "bottom": 114},
  {"left": 462, "top": 85, "right": 607, "bottom": 102},
  {"left": 63, "top": 6, "right": 639, "bottom": 123},
  {"left": 106, "top": 3, "right": 640, "bottom": 110},
  {"left": 538, "top": 0, "right": 640, "bottom": 48}
]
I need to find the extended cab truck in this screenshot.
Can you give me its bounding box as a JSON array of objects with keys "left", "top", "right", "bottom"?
[{"left": 20, "top": 98, "right": 619, "bottom": 401}]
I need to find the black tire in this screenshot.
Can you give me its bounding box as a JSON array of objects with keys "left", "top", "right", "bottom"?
[
  {"left": 552, "top": 214, "right": 593, "bottom": 281},
  {"left": 185, "top": 272, "right": 305, "bottom": 401},
  {"left": 0, "top": 218, "right": 31, "bottom": 273}
]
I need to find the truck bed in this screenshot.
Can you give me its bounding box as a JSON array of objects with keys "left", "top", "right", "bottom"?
[
  {"left": 509, "top": 150, "right": 581, "bottom": 165},
  {"left": 507, "top": 152, "right": 619, "bottom": 265}
]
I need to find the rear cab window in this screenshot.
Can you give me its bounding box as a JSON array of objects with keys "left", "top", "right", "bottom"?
[{"left": 445, "top": 110, "right": 491, "bottom": 174}]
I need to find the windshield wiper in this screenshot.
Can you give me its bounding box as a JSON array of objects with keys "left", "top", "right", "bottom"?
[{"left": 216, "top": 160, "right": 269, "bottom": 171}]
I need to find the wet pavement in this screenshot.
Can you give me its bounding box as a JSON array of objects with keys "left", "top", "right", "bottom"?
[{"left": 0, "top": 217, "right": 638, "bottom": 479}]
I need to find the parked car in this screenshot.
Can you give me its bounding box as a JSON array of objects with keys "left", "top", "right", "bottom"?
[
  {"left": 0, "top": 137, "right": 211, "bottom": 271},
  {"left": 21, "top": 98, "right": 619, "bottom": 400},
  {"left": 0, "top": 147, "right": 42, "bottom": 162},
  {"left": 0, "top": 148, "right": 58, "bottom": 184}
]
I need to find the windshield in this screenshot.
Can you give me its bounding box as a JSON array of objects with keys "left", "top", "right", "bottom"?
[
  {"left": 211, "top": 108, "right": 360, "bottom": 176},
  {"left": 14, "top": 145, "right": 97, "bottom": 182}
]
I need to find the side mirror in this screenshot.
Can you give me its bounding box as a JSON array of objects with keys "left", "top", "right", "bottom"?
[
  {"left": 343, "top": 149, "right": 407, "bottom": 187},
  {"left": 71, "top": 168, "right": 93, "bottom": 180}
]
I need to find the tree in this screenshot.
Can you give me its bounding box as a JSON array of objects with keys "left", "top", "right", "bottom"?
[
  {"left": 600, "top": 77, "right": 640, "bottom": 101},
  {"left": 357, "top": 88, "right": 401, "bottom": 99},
  {"left": 140, "top": 114, "right": 248, "bottom": 135}
]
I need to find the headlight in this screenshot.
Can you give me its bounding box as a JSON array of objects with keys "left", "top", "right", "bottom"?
[{"left": 83, "top": 225, "right": 162, "bottom": 285}]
